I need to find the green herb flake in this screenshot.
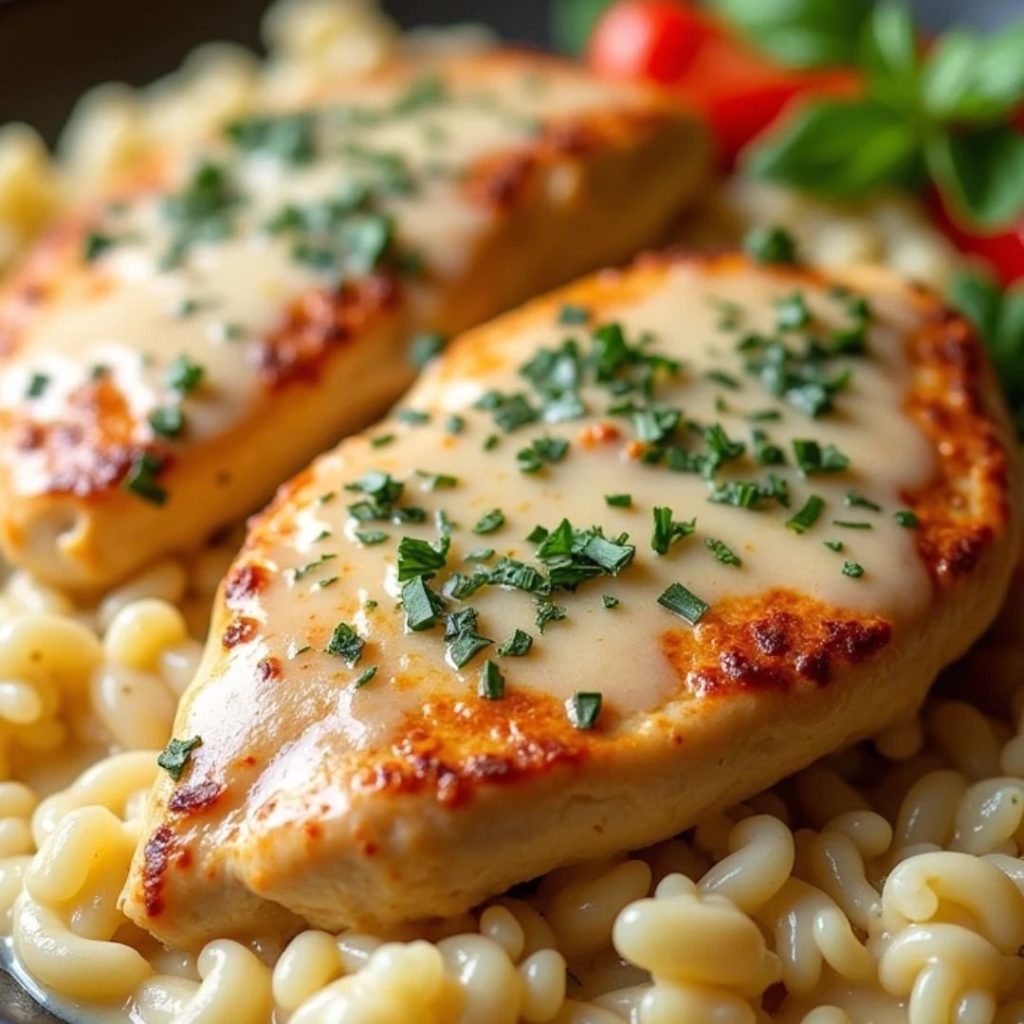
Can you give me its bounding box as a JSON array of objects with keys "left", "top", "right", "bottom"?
[
  {"left": 824, "top": 539, "right": 845, "bottom": 552},
  {"left": 744, "top": 225, "right": 799, "bottom": 265},
  {"left": 497, "top": 628, "right": 533, "bottom": 656},
  {"left": 396, "top": 535, "right": 449, "bottom": 581},
  {"left": 842, "top": 560, "right": 865, "bottom": 578},
  {"left": 445, "top": 414, "right": 466, "bottom": 435},
  {"left": 707, "top": 369, "right": 740, "bottom": 390},
  {"left": 567, "top": 691, "right": 602, "bottom": 730},
  {"left": 832, "top": 519, "right": 873, "bottom": 530},
  {"left": 775, "top": 292, "right": 812, "bottom": 330},
  {"left": 705, "top": 537, "right": 742, "bottom": 567},
  {"left": 786, "top": 494, "right": 825, "bottom": 533},
  {"left": 166, "top": 354, "right": 205, "bottom": 394},
  {"left": 325, "top": 622, "right": 364, "bottom": 665},
  {"left": 605, "top": 493, "right": 632, "bottom": 508},
  {"left": 148, "top": 405, "right": 184, "bottom": 439},
  {"left": 409, "top": 331, "right": 447, "bottom": 369},
  {"left": 558, "top": 304, "right": 590, "bottom": 325},
  {"left": 535, "top": 598, "right": 567, "bottom": 633},
  {"left": 83, "top": 231, "right": 116, "bottom": 262},
  {"left": 415, "top": 470, "right": 458, "bottom": 491},
  {"left": 354, "top": 665, "right": 378, "bottom": 688},
  {"left": 478, "top": 660, "right": 505, "bottom": 700},
  {"left": 657, "top": 582, "right": 709, "bottom": 625},
  {"left": 25, "top": 373, "right": 50, "bottom": 399},
  {"left": 473, "top": 509, "right": 506, "bottom": 535},
  {"left": 845, "top": 490, "right": 881, "bottom": 511},
  {"left": 792, "top": 439, "right": 850, "bottom": 476},
  {"left": 355, "top": 529, "right": 388, "bottom": 545},
  {"left": 370, "top": 433, "right": 395, "bottom": 448},
  {"left": 402, "top": 576, "right": 442, "bottom": 632},
  {"left": 483, "top": 433, "right": 500, "bottom": 451},
  {"left": 602, "top": 594, "right": 620, "bottom": 609},
  {"left": 895, "top": 509, "right": 919, "bottom": 528},
  {"left": 157, "top": 735, "right": 202, "bottom": 782},
  {"left": 397, "top": 408, "right": 430, "bottom": 425},
  {"left": 122, "top": 452, "right": 168, "bottom": 506},
  {"left": 651, "top": 506, "right": 697, "bottom": 555}
]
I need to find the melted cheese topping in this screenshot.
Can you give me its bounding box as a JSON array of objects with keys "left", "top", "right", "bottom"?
[
  {"left": 0, "top": 57, "right": 639, "bottom": 495},
  {"left": 200, "top": 260, "right": 938, "bottom": 775}
]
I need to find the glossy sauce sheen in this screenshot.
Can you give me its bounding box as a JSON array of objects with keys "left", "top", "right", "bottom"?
[
  {"left": 197, "top": 263, "right": 932, "bottom": 772},
  {"left": 0, "top": 57, "right": 647, "bottom": 495}
]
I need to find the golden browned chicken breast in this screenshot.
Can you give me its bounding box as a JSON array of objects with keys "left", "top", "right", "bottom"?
[
  {"left": 0, "top": 51, "right": 707, "bottom": 590},
  {"left": 122, "top": 251, "right": 1019, "bottom": 949}
]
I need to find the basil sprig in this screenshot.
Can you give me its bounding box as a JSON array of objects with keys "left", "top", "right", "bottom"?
[{"left": 746, "top": 3, "right": 1024, "bottom": 229}]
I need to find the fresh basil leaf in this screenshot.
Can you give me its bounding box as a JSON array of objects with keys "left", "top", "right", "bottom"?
[
  {"left": 747, "top": 98, "right": 920, "bottom": 198},
  {"left": 860, "top": 1, "right": 919, "bottom": 108},
  {"left": 550, "top": 0, "right": 615, "bottom": 56},
  {"left": 923, "top": 25, "right": 1024, "bottom": 123},
  {"left": 709, "top": 0, "right": 871, "bottom": 69},
  {"left": 926, "top": 124, "right": 1024, "bottom": 229},
  {"left": 949, "top": 270, "right": 1024, "bottom": 434}
]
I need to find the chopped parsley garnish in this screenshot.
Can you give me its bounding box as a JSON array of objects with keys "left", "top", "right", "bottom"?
[
  {"left": 445, "top": 608, "right": 492, "bottom": 668},
  {"left": 483, "top": 434, "right": 500, "bottom": 451},
  {"left": 705, "top": 537, "right": 742, "bottom": 567},
  {"left": 355, "top": 529, "right": 388, "bottom": 545},
  {"left": 605, "top": 493, "right": 632, "bottom": 508},
  {"left": 166, "top": 354, "right": 205, "bottom": 394},
  {"left": 160, "top": 161, "right": 239, "bottom": 267},
  {"left": 393, "top": 73, "right": 449, "bottom": 115},
  {"left": 288, "top": 553, "right": 336, "bottom": 583},
  {"left": 476, "top": 391, "right": 540, "bottom": 433},
  {"left": 415, "top": 470, "right": 457, "bottom": 491},
  {"left": 354, "top": 665, "right": 378, "bottom": 688},
  {"left": 706, "top": 369, "right": 740, "bottom": 390},
  {"left": 744, "top": 225, "right": 798, "bottom": 265},
  {"left": 225, "top": 111, "right": 317, "bottom": 164},
  {"left": 749, "top": 408, "right": 783, "bottom": 422},
  {"left": 895, "top": 509, "right": 919, "bottom": 528},
  {"left": 313, "top": 576, "right": 338, "bottom": 590},
  {"left": 25, "top": 373, "right": 50, "bottom": 399},
  {"left": 402, "top": 577, "right": 442, "bottom": 631},
  {"left": 370, "top": 434, "right": 395, "bottom": 448},
  {"left": 396, "top": 535, "right": 449, "bottom": 581},
  {"left": 845, "top": 490, "right": 881, "bottom": 511},
  {"left": 122, "top": 452, "right": 168, "bottom": 506},
  {"left": 465, "top": 547, "right": 495, "bottom": 562},
  {"left": 148, "top": 405, "right": 184, "bottom": 439},
  {"left": 651, "top": 507, "right": 696, "bottom": 555},
  {"left": 472, "top": 509, "right": 506, "bottom": 535},
  {"left": 775, "top": 292, "right": 812, "bottom": 330},
  {"left": 534, "top": 519, "right": 635, "bottom": 588},
  {"left": 345, "top": 470, "right": 405, "bottom": 522},
  {"left": 83, "top": 231, "right": 116, "bottom": 262},
  {"left": 157, "top": 735, "right": 202, "bottom": 782},
  {"left": 517, "top": 436, "right": 569, "bottom": 473},
  {"left": 445, "top": 415, "right": 466, "bottom": 435},
  {"left": 559, "top": 303, "right": 590, "bottom": 324},
  {"left": 708, "top": 479, "right": 766, "bottom": 509},
  {"left": 325, "top": 622, "right": 364, "bottom": 665},
  {"left": 498, "top": 629, "right": 533, "bottom": 656},
  {"left": 751, "top": 428, "right": 786, "bottom": 466},
  {"left": 832, "top": 519, "right": 873, "bottom": 529},
  {"left": 567, "top": 692, "right": 602, "bottom": 730},
  {"left": 397, "top": 408, "right": 430, "bottom": 425},
  {"left": 526, "top": 525, "right": 549, "bottom": 544},
  {"left": 478, "top": 660, "right": 505, "bottom": 700},
  {"left": 786, "top": 495, "right": 825, "bottom": 533},
  {"left": 657, "top": 583, "right": 708, "bottom": 625},
  {"left": 842, "top": 561, "right": 865, "bottom": 578},
  {"left": 792, "top": 439, "right": 850, "bottom": 476},
  {"left": 602, "top": 594, "right": 620, "bottom": 609},
  {"left": 489, "top": 558, "right": 547, "bottom": 593},
  {"left": 824, "top": 539, "right": 844, "bottom": 552},
  {"left": 535, "top": 598, "right": 567, "bottom": 633},
  {"left": 409, "top": 331, "right": 447, "bottom": 368}
]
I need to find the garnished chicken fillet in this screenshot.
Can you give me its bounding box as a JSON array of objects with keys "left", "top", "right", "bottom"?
[
  {"left": 0, "top": 51, "right": 707, "bottom": 589},
  {"left": 122, "top": 252, "right": 1019, "bottom": 948}
]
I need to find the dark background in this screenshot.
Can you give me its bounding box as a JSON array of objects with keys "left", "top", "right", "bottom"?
[
  {"left": 0, "top": 0, "right": 1018, "bottom": 144},
  {"left": 0, "top": 0, "right": 1020, "bottom": 1020}
]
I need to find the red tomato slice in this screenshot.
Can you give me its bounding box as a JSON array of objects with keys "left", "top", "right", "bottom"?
[
  {"left": 587, "top": 0, "right": 858, "bottom": 167},
  {"left": 587, "top": 0, "right": 718, "bottom": 85},
  {"left": 930, "top": 191, "right": 1024, "bottom": 286}
]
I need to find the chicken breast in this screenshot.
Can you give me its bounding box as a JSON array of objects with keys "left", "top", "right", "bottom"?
[
  {"left": 0, "top": 51, "right": 707, "bottom": 590},
  {"left": 122, "top": 252, "right": 1019, "bottom": 949}
]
